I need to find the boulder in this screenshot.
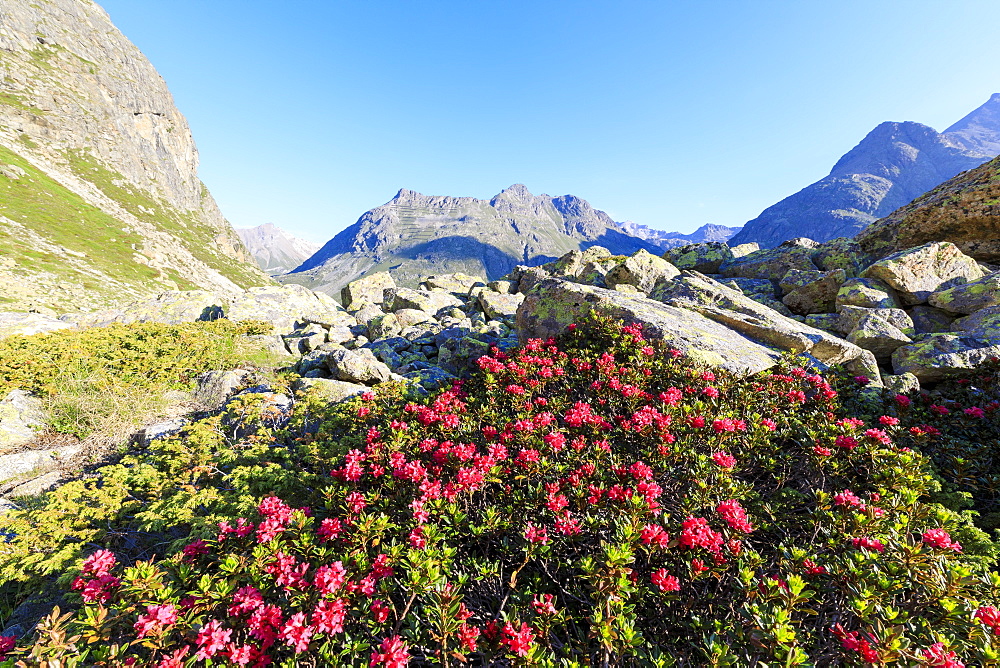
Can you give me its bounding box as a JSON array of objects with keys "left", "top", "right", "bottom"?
[
  {"left": 884, "top": 373, "right": 920, "bottom": 395},
  {"left": 549, "top": 246, "right": 616, "bottom": 279},
  {"left": 0, "top": 390, "right": 47, "bottom": 451},
  {"left": 910, "top": 305, "right": 955, "bottom": 334},
  {"left": 488, "top": 280, "right": 516, "bottom": 294},
  {"left": 892, "top": 333, "right": 1000, "bottom": 383},
  {"left": 368, "top": 313, "right": 402, "bottom": 340},
  {"left": 804, "top": 313, "right": 840, "bottom": 333},
  {"left": 193, "top": 369, "right": 253, "bottom": 410},
  {"left": 859, "top": 242, "right": 985, "bottom": 306},
  {"left": 424, "top": 274, "right": 486, "bottom": 296},
  {"left": 719, "top": 239, "right": 820, "bottom": 282},
  {"left": 342, "top": 272, "right": 396, "bottom": 310},
  {"left": 779, "top": 269, "right": 825, "bottom": 296},
  {"left": 952, "top": 306, "right": 1000, "bottom": 335},
  {"left": 353, "top": 304, "right": 386, "bottom": 328},
  {"left": 507, "top": 265, "right": 551, "bottom": 294},
  {"left": 662, "top": 242, "right": 734, "bottom": 274},
  {"left": 729, "top": 243, "right": 760, "bottom": 258},
  {"left": 781, "top": 269, "right": 846, "bottom": 315},
  {"left": 846, "top": 313, "right": 913, "bottom": 364},
  {"left": 227, "top": 285, "right": 348, "bottom": 332},
  {"left": 0, "top": 444, "right": 82, "bottom": 485},
  {"left": 812, "top": 237, "right": 873, "bottom": 277},
  {"left": 402, "top": 365, "right": 455, "bottom": 391},
  {"left": 68, "top": 291, "right": 226, "bottom": 328},
  {"left": 605, "top": 249, "right": 680, "bottom": 293},
  {"left": 516, "top": 278, "right": 786, "bottom": 375},
  {"left": 835, "top": 306, "right": 914, "bottom": 338},
  {"left": 282, "top": 323, "right": 327, "bottom": 354},
  {"left": 384, "top": 288, "right": 464, "bottom": 314},
  {"left": 720, "top": 278, "right": 777, "bottom": 299},
  {"left": 0, "top": 312, "right": 75, "bottom": 339},
  {"left": 326, "top": 349, "right": 394, "bottom": 385},
  {"left": 139, "top": 417, "right": 189, "bottom": 447},
  {"left": 479, "top": 292, "right": 525, "bottom": 320},
  {"left": 291, "top": 378, "right": 369, "bottom": 403},
  {"left": 395, "top": 309, "right": 434, "bottom": 328},
  {"left": 650, "top": 272, "right": 865, "bottom": 366},
  {"left": 835, "top": 278, "right": 901, "bottom": 310},
  {"left": 928, "top": 271, "right": 1000, "bottom": 315}
]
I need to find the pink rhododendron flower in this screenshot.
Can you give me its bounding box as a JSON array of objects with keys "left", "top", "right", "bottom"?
[
  {"left": 833, "top": 490, "right": 864, "bottom": 508},
  {"left": 679, "top": 517, "right": 724, "bottom": 554},
  {"left": 651, "top": 568, "right": 681, "bottom": 592},
  {"left": 835, "top": 435, "right": 858, "bottom": 450},
  {"left": 503, "top": 621, "right": 535, "bottom": 657},
  {"left": 716, "top": 500, "right": 753, "bottom": 533},
  {"left": 922, "top": 528, "right": 962, "bottom": 552},
  {"left": 964, "top": 406, "right": 985, "bottom": 418},
  {"left": 524, "top": 523, "right": 549, "bottom": 544},
  {"left": 155, "top": 646, "right": 190, "bottom": 668},
  {"left": 712, "top": 451, "right": 736, "bottom": 468},
  {"left": 975, "top": 605, "right": 1000, "bottom": 633},
  {"left": 370, "top": 635, "right": 409, "bottom": 667},
  {"left": 922, "top": 642, "right": 964, "bottom": 668},
  {"left": 640, "top": 523, "right": 670, "bottom": 548},
  {"left": 81, "top": 549, "right": 116, "bottom": 577},
  {"left": 280, "top": 612, "right": 314, "bottom": 654},
  {"left": 533, "top": 594, "right": 557, "bottom": 614},
  {"left": 851, "top": 536, "right": 885, "bottom": 553},
  {"left": 878, "top": 415, "right": 899, "bottom": 426},
  {"left": 195, "top": 619, "right": 232, "bottom": 661},
  {"left": 458, "top": 623, "right": 480, "bottom": 652},
  {"left": 134, "top": 603, "right": 178, "bottom": 638}
]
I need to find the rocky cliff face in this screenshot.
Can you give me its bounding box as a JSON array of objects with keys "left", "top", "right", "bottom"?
[
  {"left": 857, "top": 154, "right": 1000, "bottom": 263},
  {"left": 281, "top": 184, "right": 661, "bottom": 298},
  {"left": 0, "top": 0, "right": 269, "bottom": 312},
  {"left": 729, "top": 95, "right": 1000, "bottom": 249},
  {"left": 236, "top": 224, "right": 321, "bottom": 276}
]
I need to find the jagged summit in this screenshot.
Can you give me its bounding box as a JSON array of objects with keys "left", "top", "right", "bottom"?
[
  {"left": 730, "top": 95, "right": 1000, "bottom": 248},
  {"left": 281, "top": 185, "right": 662, "bottom": 299},
  {"left": 945, "top": 92, "right": 1000, "bottom": 156}
]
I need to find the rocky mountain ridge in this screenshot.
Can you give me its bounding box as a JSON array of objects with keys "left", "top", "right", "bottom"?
[
  {"left": 0, "top": 0, "right": 269, "bottom": 312},
  {"left": 280, "top": 184, "right": 663, "bottom": 299},
  {"left": 236, "top": 223, "right": 321, "bottom": 276},
  {"left": 730, "top": 94, "right": 1000, "bottom": 248}
]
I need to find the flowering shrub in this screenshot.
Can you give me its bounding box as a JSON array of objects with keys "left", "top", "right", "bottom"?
[{"left": 8, "top": 317, "right": 1000, "bottom": 665}]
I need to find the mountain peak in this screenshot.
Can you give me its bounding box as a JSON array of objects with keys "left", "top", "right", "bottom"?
[{"left": 944, "top": 93, "right": 1000, "bottom": 156}]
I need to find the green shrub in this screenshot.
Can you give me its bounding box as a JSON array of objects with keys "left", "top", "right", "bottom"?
[{"left": 4, "top": 317, "right": 1000, "bottom": 666}]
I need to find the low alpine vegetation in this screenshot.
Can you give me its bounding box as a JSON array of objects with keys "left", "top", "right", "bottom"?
[{"left": 4, "top": 317, "right": 1000, "bottom": 666}]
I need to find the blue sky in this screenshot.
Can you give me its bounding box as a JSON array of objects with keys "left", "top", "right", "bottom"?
[{"left": 98, "top": 0, "right": 1000, "bottom": 243}]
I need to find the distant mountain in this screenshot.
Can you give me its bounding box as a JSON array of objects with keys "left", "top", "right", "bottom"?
[
  {"left": 0, "top": 0, "right": 269, "bottom": 313},
  {"left": 236, "top": 224, "right": 321, "bottom": 275},
  {"left": 280, "top": 184, "right": 661, "bottom": 298},
  {"left": 619, "top": 221, "right": 743, "bottom": 249},
  {"left": 729, "top": 94, "right": 1000, "bottom": 248}
]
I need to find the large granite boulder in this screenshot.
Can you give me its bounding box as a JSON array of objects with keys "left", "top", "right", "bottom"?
[
  {"left": 835, "top": 278, "right": 901, "bottom": 310},
  {"left": 384, "top": 288, "right": 464, "bottom": 315},
  {"left": 478, "top": 292, "right": 524, "bottom": 320},
  {"left": 325, "top": 349, "right": 394, "bottom": 385},
  {"left": 859, "top": 242, "right": 985, "bottom": 306},
  {"left": 227, "top": 285, "right": 349, "bottom": 332},
  {"left": 342, "top": 272, "right": 395, "bottom": 310},
  {"left": 662, "top": 242, "right": 734, "bottom": 274},
  {"left": 846, "top": 313, "right": 913, "bottom": 364},
  {"left": 812, "top": 237, "right": 873, "bottom": 277},
  {"left": 605, "top": 249, "right": 680, "bottom": 293},
  {"left": 782, "top": 269, "right": 846, "bottom": 315},
  {"left": 650, "top": 272, "right": 865, "bottom": 366},
  {"left": 835, "top": 306, "right": 914, "bottom": 338},
  {"left": 0, "top": 312, "right": 75, "bottom": 339},
  {"left": 951, "top": 306, "right": 1000, "bottom": 335},
  {"left": 892, "top": 334, "right": 1000, "bottom": 383},
  {"left": 928, "top": 271, "right": 1000, "bottom": 315},
  {"left": 719, "top": 238, "right": 820, "bottom": 282},
  {"left": 423, "top": 274, "right": 486, "bottom": 296},
  {"left": 193, "top": 369, "right": 254, "bottom": 410},
  {"left": 516, "top": 278, "right": 784, "bottom": 375}
]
